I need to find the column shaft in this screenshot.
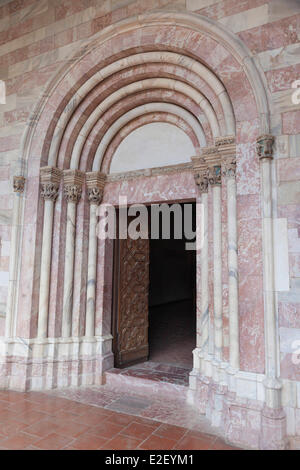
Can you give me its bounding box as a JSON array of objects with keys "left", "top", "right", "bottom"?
[
  {"left": 86, "top": 203, "right": 97, "bottom": 337},
  {"left": 201, "top": 192, "right": 209, "bottom": 355},
  {"left": 62, "top": 201, "right": 76, "bottom": 338},
  {"left": 5, "top": 177, "right": 25, "bottom": 337},
  {"left": 213, "top": 185, "right": 222, "bottom": 361},
  {"left": 37, "top": 200, "right": 54, "bottom": 338},
  {"left": 227, "top": 176, "right": 239, "bottom": 369}
]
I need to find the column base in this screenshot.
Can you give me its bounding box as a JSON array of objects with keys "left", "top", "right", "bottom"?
[
  {"left": 260, "top": 406, "right": 288, "bottom": 450},
  {"left": 190, "top": 367, "right": 289, "bottom": 450},
  {"left": 0, "top": 335, "right": 114, "bottom": 391}
]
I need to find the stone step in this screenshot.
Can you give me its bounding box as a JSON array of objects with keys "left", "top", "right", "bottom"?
[{"left": 105, "top": 361, "right": 190, "bottom": 398}]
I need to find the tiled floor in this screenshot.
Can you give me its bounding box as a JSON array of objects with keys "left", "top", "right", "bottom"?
[{"left": 0, "top": 390, "right": 238, "bottom": 450}]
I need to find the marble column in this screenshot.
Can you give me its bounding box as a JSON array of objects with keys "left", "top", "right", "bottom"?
[
  {"left": 217, "top": 137, "right": 240, "bottom": 370},
  {"left": 5, "top": 176, "right": 26, "bottom": 338},
  {"left": 204, "top": 148, "right": 223, "bottom": 364},
  {"left": 257, "top": 135, "right": 282, "bottom": 409},
  {"left": 85, "top": 172, "right": 106, "bottom": 337},
  {"left": 192, "top": 157, "right": 209, "bottom": 375},
  {"left": 62, "top": 170, "right": 85, "bottom": 338},
  {"left": 37, "top": 167, "right": 62, "bottom": 338}
]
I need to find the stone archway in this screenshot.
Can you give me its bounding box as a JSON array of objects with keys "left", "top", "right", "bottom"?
[{"left": 2, "top": 12, "right": 285, "bottom": 449}]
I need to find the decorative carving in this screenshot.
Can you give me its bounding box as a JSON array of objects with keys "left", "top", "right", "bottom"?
[
  {"left": 215, "top": 136, "right": 235, "bottom": 148},
  {"left": 222, "top": 157, "right": 236, "bottom": 178},
  {"left": 194, "top": 171, "right": 209, "bottom": 193},
  {"left": 256, "top": 135, "right": 274, "bottom": 160},
  {"left": 13, "top": 176, "right": 25, "bottom": 193},
  {"left": 63, "top": 170, "right": 85, "bottom": 204},
  {"left": 40, "top": 167, "right": 61, "bottom": 202},
  {"left": 86, "top": 171, "right": 106, "bottom": 205},
  {"left": 192, "top": 157, "right": 209, "bottom": 194},
  {"left": 208, "top": 165, "right": 222, "bottom": 186},
  {"left": 41, "top": 183, "right": 60, "bottom": 202},
  {"left": 64, "top": 184, "right": 82, "bottom": 203},
  {"left": 87, "top": 187, "right": 103, "bottom": 205}
]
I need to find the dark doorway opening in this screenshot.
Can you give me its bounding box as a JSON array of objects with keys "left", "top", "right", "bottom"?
[
  {"left": 112, "top": 201, "right": 196, "bottom": 371},
  {"left": 148, "top": 202, "right": 196, "bottom": 368}
]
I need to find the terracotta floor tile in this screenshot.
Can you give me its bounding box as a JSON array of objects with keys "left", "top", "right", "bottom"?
[
  {"left": 34, "top": 433, "right": 74, "bottom": 450},
  {"left": 0, "top": 432, "right": 39, "bottom": 450},
  {"left": 0, "top": 409, "right": 20, "bottom": 423},
  {"left": 7, "top": 400, "right": 38, "bottom": 414},
  {"left": 72, "top": 411, "right": 110, "bottom": 427},
  {"left": 0, "top": 420, "right": 28, "bottom": 438},
  {"left": 53, "top": 421, "right": 91, "bottom": 439},
  {"left": 23, "top": 418, "right": 61, "bottom": 438},
  {"left": 71, "top": 433, "right": 109, "bottom": 450},
  {"left": 92, "top": 421, "right": 125, "bottom": 439},
  {"left": 13, "top": 410, "right": 48, "bottom": 425},
  {"left": 105, "top": 412, "right": 136, "bottom": 427},
  {"left": 154, "top": 423, "right": 187, "bottom": 441},
  {"left": 101, "top": 435, "right": 144, "bottom": 450},
  {"left": 0, "top": 392, "right": 25, "bottom": 403},
  {"left": 139, "top": 434, "right": 178, "bottom": 450},
  {"left": 121, "top": 421, "right": 156, "bottom": 440},
  {"left": 175, "top": 433, "right": 215, "bottom": 450}
]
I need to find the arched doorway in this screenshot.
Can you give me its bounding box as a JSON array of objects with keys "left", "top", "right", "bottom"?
[{"left": 2, "top": 12, "right": 285, "bottom": 449}]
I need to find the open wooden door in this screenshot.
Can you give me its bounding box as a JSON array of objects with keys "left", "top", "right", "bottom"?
[{"left": 113, "top": 233, "right": 150, "bottom": 368}]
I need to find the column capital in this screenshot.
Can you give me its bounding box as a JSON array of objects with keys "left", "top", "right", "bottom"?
[
  {"left": 86, "top": 171, "right": 106, "bottom": 205},
  {"left": 13, "top": 176, "right": 25, "bottom": 193},
  {"left": 222, "top": 156, "right": 236, "bottom": 179},
  {"left": 63, "top": 169, "right": 85, "bottom": 204},
  {"left": 40, "top": 166, "right": 62, "bottom": 202},
  {"left": 192, "top": 157, "right": 209, "bottom": 194},
  {"left": 201, "top": 146, "right": 222, "bottom": 187},
  {"left": 256, "top": 134, "right": 275, "bottom": 160}
]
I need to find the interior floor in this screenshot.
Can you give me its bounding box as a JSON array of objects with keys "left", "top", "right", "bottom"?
[{"left": 148, "top": 299, "right": 196, "bottom": 369}]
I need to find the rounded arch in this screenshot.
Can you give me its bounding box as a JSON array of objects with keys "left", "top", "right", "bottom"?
[{"left": 19, "top": 11, "right": 270, "bottom": 174}]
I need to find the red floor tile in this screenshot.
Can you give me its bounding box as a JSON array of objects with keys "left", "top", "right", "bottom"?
[
  {"left": 34, "top": 433, "right": 74, "bottom": 450},
  {"left": 101, "top": 435, "right": 144, "bottom": 450},
  {"left": 23, "top": 418, "right": 61, "bottom": 438},
  {"left": 175, "top": 432, "right": 215, "bottom": 450},
  {"left": 0, "top": 432, "right": 38, "bottom": 450},
  {"left": 71, "top": 433, "right": 109, "bottom": 450},
  {"left": 121, "top": 421, "right": 156, "bottom": 440},
  {"left": 105, "top": 412, "right": 135, "bottom": 427},
  {"left": 154, "top": 423, "right": 187, "bottom": 441},
  {"left": 13, "top": 410, "right": 48, "bottom": 425},
  {"left": 139, "top": 434, "right": 178, "bottom": 450},
  {"left": 92, "top": 421, "right": 125, "bottom": 439}
]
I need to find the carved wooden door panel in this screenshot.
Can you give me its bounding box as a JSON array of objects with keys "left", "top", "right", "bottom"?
[{"left": 113, "top": 235, "right": 150, "bottom": 368}]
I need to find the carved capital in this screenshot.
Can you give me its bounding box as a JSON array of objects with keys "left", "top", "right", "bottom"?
[
  {"left": 201, "top": 146, "right": 222, "bottom": 187},
  {"left": 208, "top": 165, "right": 222, "bottom": 186},
  {"left": 86, "top": 171, "right": 106, "bottom": 205},
  {"left": 13, "top": 176, "right": 25, "bottom": 193},
  {"left": 40, "top": 167, "right": 62, "bottom": 202},
  {"left": 191, "top": 157, "right": 209, "bottom": 194},
  {"left": 222, "top": 157, "right": 236, "bottom": 179},
  {"left": 256, "top": 135, "right": 275, "bottom": 160},
  {"left": 63, "top": 170, "right": 85, "bottom": 204}
]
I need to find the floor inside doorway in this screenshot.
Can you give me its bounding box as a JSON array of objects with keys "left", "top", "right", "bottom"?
[{"left": 148, "top": 299, "right": 195, "bottom": 369}]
